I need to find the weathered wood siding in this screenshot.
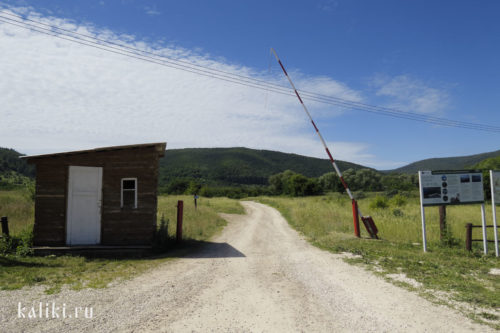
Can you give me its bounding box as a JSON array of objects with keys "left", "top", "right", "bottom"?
[{"left": 30, "top": 146, "right": 162, "bottom": 246}]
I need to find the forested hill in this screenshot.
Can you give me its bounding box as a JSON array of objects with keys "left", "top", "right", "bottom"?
[
  {"left": 0, "top": 148, "right": 34, "bottom": 177},
  {"left": 159, "top": 147, "right": 367, "bottom": 186},
  {"left": 4, "top": 146, "right": 500, "bottom": 188},
  {"left": 389, "top": 149, "right": 500, "bottom": 174}
]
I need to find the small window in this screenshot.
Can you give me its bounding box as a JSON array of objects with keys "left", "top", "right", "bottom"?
[{"left": 121, "top": 178, "right": 137, "bottom": 209}]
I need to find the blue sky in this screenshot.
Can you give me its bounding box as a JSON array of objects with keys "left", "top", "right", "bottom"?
[{"left": 1, "top": 0, "right": 499, "bottom": 169}]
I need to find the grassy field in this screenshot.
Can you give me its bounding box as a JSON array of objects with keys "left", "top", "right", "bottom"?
[
  {"left": 157, "top": 195, "right": 244, "bottom": 241},
  {"left": 0, "top": 188, "right": 34, "bottom": 235},
  {"left": 258, "top": 192, "right": 498, "bottom": 245},
  {"left": 0, "top": 190, "right": 243, "bottom": 294},
  {"left": 256, "top": 192, "right": 500, "bottom": 328}
]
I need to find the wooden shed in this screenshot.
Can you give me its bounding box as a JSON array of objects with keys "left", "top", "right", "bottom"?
[{"left": 22, "top": 142, "right": 166, "bottom": 247}]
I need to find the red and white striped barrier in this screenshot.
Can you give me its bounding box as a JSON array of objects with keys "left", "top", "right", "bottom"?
[{"left": 271, "top": 48, "right": 378, "bottom": 238}]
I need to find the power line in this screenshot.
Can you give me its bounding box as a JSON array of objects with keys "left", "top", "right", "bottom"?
[
  {"left": 1, "top": 11, "right": 496, "bottom": 133},
  {"left": 1, "top": 11, "right": 499, "bottom": 133}
]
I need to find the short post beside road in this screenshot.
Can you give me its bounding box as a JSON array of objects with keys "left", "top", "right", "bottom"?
[
  {"left": 176, "top": 201, "right": 183, "bottom": 243},
  {"left": 1, "top": 216, "right": 9, "bottom": 238},
  {"left": 465, "top": 223, "right": 473, "bottom": 251},
  {"left": 194, "top": 194, "right": 199, "bottom": 210},
  {"left": 439, "top": 206, "right": 446, "bottom": 240}
]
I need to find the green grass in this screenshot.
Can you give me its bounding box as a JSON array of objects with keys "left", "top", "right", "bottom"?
[
  {"left": 0, "top": 190, "right": 243, "bottom": 294},
  {"left": 258, "top": 192, "right": 498, "bottom": 245},
  {"left": 0, "top": 255, "right": 160, "bottom": 294},
  {"left": 256, "top": 193, "right": 500, "bottom": 328},
  {"left": 0, "top": 188, "right": 34, "bottom": 235},
  {"left": 157, "top": 195, "right": 244, "bottom": 240}
]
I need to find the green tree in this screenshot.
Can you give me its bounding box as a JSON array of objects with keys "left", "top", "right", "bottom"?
[
  {"left": 185, "top": 180, "right": 202, "bottom": 194},
  {"left": 166, "top": 179, "right": 190, "bottom": 194},
  {"left": 319, "top": 172, "right": 344, "bottom": 192}
]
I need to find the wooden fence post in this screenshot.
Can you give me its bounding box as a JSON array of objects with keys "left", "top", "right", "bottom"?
[
  {"left": 176, "top": 201, "right": 183, "bottom": 243},
  {"left": 439, "top": 206, "right": 447, "bottom": 240},
  {"left": 1, "top": 216, "right": 9, "bottom": 238},
  {"left": 465, "top": 223, "right": 472, "bottom": 251}
]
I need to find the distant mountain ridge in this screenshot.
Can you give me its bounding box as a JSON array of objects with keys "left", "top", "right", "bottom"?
[
  {"left": 389, "top": 149, "right": 500, "bottom": 174},
  {"left": 3, "top": 147, "right": 500, "bottom": 187},
  {"left": 159, "top": 147, "right": 368, "bottom": 186}
]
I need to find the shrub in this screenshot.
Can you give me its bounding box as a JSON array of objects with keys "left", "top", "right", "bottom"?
[
  {"left": 15, "top": 228, "right": 33, "bottom": 256},
  {"left": 392, "top": 208, "right": 404, "bottom": 217},
  {"left": 369, "top": 195, "right": 389, "bottom": 209},
  {"left": 166, "top": 179, "right": 190, "bottom": 194},
  {"left": 389, "top": 194, "right": 407, "bottom": 207},
  {"left": 185, "top": 181, "right": 202, "bottom": 195},
  {"left": 0, "top": 236, "right": 13, "bottom": 255},
  {"left": 153, "top": 214, "right": 171, "bottom": 252},
  {"left": 22, "top": 182, "right": 36, "bottom": 202},
  {"left": 0, "top": 227, "right": 33, "bottom": 256}
]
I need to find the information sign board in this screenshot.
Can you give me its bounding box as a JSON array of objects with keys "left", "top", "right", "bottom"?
[{"left": 419, "top": 170, "right": 484, "bottom": 206}]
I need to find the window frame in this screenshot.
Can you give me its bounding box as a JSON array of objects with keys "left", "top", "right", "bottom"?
[{"left": 121, "top": 178, "right": 138, "bottom": 209}]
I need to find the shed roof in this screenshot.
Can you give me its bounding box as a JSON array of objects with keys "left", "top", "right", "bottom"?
[{"left": 21, "top": 142, "right": 166, "bottom": 161}]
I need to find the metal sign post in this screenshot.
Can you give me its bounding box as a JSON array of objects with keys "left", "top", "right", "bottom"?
[
  {"left": 418, "top": 171, "right": 428, "bottom": 252},
  {"left": 490, "top": 170, "right": 499, "bottom": 257},
  {"left": 480, "top": 203, "right": 488, "bottom": 255}
]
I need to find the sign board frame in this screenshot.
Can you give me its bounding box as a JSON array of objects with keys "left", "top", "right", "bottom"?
[{"left": 418, "top": 170, "right": 487, "bottom": 253}]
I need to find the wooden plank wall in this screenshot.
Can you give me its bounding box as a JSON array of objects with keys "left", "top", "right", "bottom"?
[{"left": 31, "top": 146, "right": 161, "bottom": 246}]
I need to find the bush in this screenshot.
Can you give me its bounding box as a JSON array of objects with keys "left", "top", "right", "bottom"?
[
  {"left": 15, "top": 228, "right": 33, "bottom": 256},
  {"left": 392, "top": 208, "right": 404, "bottom": 217},
  {"left": 389, "top": 194, "right": 407, "bottom": 206},
  {"left": 0, "top": 236, "right": 13, "bottom": 255},
  {"left": 369, "top": 195, "right": 389, "bottom": 209},
  {"left": 22, "top": 182, "right": 36, "bottom": 202},
  {"left": 185, "top": 181, "right": 202, "bottom": 195},
  {"left": 153, "top": 214, "right": 171, "bottom": 252},
  {"left": 0, "top": 227, "right": 33, "bottom": 256},
  {"left": 165, "top": 179, "right": 190, "bottom": 194}
]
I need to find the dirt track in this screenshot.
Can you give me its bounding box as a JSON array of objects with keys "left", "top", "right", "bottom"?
[{"left": 0, "top": 201, "right": 492, "bottom": 332}]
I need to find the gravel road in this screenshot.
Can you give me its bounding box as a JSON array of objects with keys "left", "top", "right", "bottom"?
[{"left": 0, "top": 201, "right": 493, "bottom": 332}]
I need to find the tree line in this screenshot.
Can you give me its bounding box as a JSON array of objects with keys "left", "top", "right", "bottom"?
[{"left": 161, "top": 168, "right": 419, "bottom": 198}]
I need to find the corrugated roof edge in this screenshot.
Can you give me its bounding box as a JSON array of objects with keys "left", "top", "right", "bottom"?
[{"left": 20, "top": 142, "right": 167, "bottom": 160}]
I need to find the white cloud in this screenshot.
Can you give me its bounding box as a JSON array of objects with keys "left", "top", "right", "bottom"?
[
  {"left": 0, "top": 7, "right": 393, "bottom": 168},
  {"left": 372, "top": 74, "right": 449, "bottom": 115},
  {"left": 317, "top": 0, "right": 339, "bottom": 12},
  {"left": 143, "top": 6, "right": 160, "bottom": 16}
]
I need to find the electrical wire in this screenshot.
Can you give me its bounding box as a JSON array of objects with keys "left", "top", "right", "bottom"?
[{"left": 1, "top": 10, "right": 499, "bottom": 133}]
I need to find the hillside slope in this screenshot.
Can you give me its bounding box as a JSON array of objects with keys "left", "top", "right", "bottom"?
[
  {"left": 390, "top": 149, "right": 500, "bottom": 174},
  {"left": 0, "top": 147, "right": 34, "bottom": 177},
  {"left": 471, "top": 155, "right": 500, "bottom": 170},
  {"left": 159, "top": 147, "right": 368, "bottom": 186}
]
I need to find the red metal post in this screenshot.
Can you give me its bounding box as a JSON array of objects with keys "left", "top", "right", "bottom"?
[
  {"left": 352, "top": 200, "right": 360, "bottom": 238},
  {"left": 176, "top": 200, "right": 183, "bottom": 243}
]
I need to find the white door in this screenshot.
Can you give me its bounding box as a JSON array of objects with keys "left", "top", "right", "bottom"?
[{"left": 67, "top": 166, "right": 102, "bottom": 245}]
